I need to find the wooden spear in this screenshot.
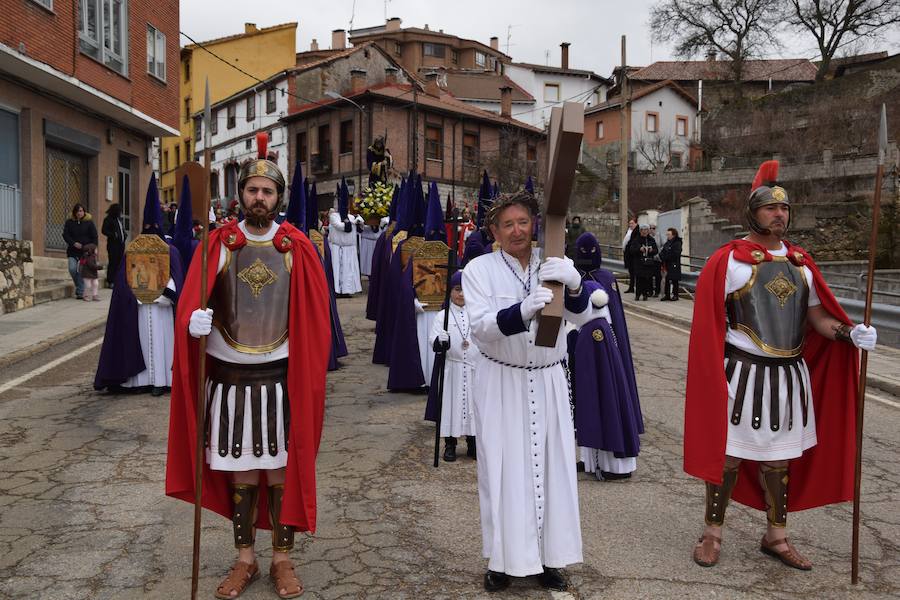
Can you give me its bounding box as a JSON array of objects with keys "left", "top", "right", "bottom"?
[
  {"left": 851, "top": 103, "right": 888, "bottom": 585},
  {"left": 190, "top": 78, "right": 213, "bottom": 600}
]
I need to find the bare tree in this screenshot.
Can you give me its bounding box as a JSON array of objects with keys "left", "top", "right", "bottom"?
[
  {"left": 649, "top": 0, "right": 787, "bottom": 89},
  {"left": 634, "top": 132, "right": 677, "bottom": 172},
  {"left": 787, "top": 0, "right": 900, "bottom": 81}
]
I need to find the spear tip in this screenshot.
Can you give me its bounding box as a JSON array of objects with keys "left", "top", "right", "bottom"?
[{"left": 878, "top": 103, "right": 888, "bottom": 166}]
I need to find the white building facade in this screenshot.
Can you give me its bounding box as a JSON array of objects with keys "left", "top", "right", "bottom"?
[
  {"left": 194, "top": 73, "right": 291, "bottom": 210},
  {"left": 629, "top": 85, "right": 696, "bottom": 172},
  {"left": 504, "top": 62, "right": 610, "bottom": 129}
]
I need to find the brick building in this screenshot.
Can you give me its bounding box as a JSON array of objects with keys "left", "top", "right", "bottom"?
[
  {"left": 0, "top": 0, "right": 180, "bottom": 258},
  {"left": 282, "top": 56, "right": 546, "bottom": 210}
]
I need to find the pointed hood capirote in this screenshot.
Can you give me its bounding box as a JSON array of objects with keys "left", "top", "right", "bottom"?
[
  {"left": 285, "top": 161, "right": 306, "bottom": 231},
  {"left": 424, "top": 181, "right": 445, "bottom": 242},
  {"left": 142, "top": 173, "right": 164, "bottom": 237},
  {"left": 173, "top": 174, "right": 197, "bottom": 269}
]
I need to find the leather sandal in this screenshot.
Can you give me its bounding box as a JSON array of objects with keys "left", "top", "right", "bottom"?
[
  {"left": 270, "top": 560, "right": 304, "bottom": 598},
  {"left": 760, "top": 536, "right": 812, "bottom": 570},
  {"left": 214, "top": 560, "right": 260, "bottom": 599},
  {"left": 692, "top": 533, "right": 722, "bottom": 567}
]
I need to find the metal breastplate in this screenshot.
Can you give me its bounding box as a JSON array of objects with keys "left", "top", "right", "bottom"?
[
  {"left": 209, "top": 240, "right": 291, "bottom": 353},
  {"left": 725, "top": 258, "right": 809, "bottom": 357}
]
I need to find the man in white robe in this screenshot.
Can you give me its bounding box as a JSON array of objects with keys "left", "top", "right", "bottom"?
[
  {"left": 328, "top": 208, "right": 363, "bottom": 295},
  {"left": 122, "top": 280, "right": 177, "bottom": 394},
  {"left": 464, "top": 192, "right": 592, "bottom": 592},
  {"left": 358, "top": 218, "right": 385, "bottom": 277}
]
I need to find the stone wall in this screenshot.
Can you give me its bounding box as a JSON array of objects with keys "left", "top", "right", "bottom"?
[{"left": 0, "top": 240, "right": 34, "bottom": 315}]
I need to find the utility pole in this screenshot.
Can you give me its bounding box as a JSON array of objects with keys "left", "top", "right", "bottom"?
[
  {"left": 619, "top": 35, "right": 629, "bottom": 240},
  {"left": 412, "top": 86, "right": 418, "bottom": 172}
]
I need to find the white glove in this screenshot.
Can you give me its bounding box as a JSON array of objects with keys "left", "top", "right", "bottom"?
[
  {"left": 189, "top": 308, "right": 213, "bottom": 338},
  {"left": 850, "top": 324, "right": 877, "bottom": 351},
  {"left": 520, "top": 286, "right": 554, "bottom": 320},
  {"left": 539, "top": 256, "right": 581, "bottom": 290},
  {"left": 436, "top": 330, "right": 450, "bottom": 344},
  {"left": 155, "top": 294, "right": 173, "bottom": 307},
  {"left": 414, "top": 298, "right": 425, "bottom": 314}
]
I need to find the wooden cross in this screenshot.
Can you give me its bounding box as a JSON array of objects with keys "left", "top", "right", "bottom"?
[{"left": 535, "top": 102, "right": 584, "bottom": 347}]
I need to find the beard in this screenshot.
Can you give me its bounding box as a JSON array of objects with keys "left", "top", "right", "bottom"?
[{"left": 242, "top": 200, "right": 276, "bottom": 228}]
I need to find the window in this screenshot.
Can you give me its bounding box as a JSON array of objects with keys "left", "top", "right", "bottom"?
[
  {"left": 646, "top": 112, "right": 658, "bottom": 133},
  {"left": 475, "top": 52, "right": 486, "bottom": 68},
  {"left": 527, "top": 143, "right": 537, "bottom": 162},
  {"left": 296, "top": 131, "right": 308, "bottom": 164},
  {"left": 463, "top": 132, "right": 479, "bottom": 165},
  {"left": 670, "top": 152, "right": 683, "bottom": 169},
  {"left": 210, "top": 109, "right": 218, "bottom": 135},
  {"left": 394, "top": 41, "right": 401, "bottom": 56},
  {"left": 227, "top": 104, "right": 236, "bottom": 129},
  {"left": 425, "top": 125, "right": 443, "bottom": 160},
  {"left": 78, "top": 0, "right": 129, "bottom": 76},
  {"left": 162, "top": 150, "right": 168, "bottom": 171},
  {"left": 246, "top": 96, "right": 256, "bottom": 122},
  {"left": 210, "top": 171, "right": 219, "bottom": 199},
  {"left": 224, "top": 164, "right": 238, "bottom": 199},
  {"left": 544, "top": 83, "right": 560, "bottom": 102},
  {"left": 424, "top": 43, "right": 445, "bottom": 58},
  {"left": 184, "top": 97, "right": 191, "bottom": 124},
  {"left": 174, "top": 145, "right": 180, "bottom": 165},
  {"left": 184, "top": 141, "right": 191, "bottom": 162},
  {"left": 595, "top": 120, "right": 604, "bottom": 140},
  {"left": 184, "top": 58, "right": 190, "bottom": 82},
  {"left": 245, "top": 139, "right": 252, "bottom": 150},
  {"left": 339, "top": 120, "right": 354, "bottom": 154},
  {"left": 266, "top": 88, "right": 277, "bottom": 114},
  {"left": 31, "top": 0, "right": 54, "bottom": 12},
  {"left": 676, "top": 116, "right": 688, "bottom": 137},
  {"left": 146, "top": 25, "right": 166, "bottom": 81},
  {"left": 318, "top": 124, "right": 331, "bottom": 157},
  {"left": 451, "top": 50, "right": 459, "bottom": 65},
  {"left": 194, "top": 117, "right": 201, "bottom": 143}
]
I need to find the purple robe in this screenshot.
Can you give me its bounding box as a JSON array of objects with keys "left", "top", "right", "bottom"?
[
  {"left": 386, "top": 245, "right": 425, "bottom": 390},
  {"left": 319, "top": 236, "right": 347, "bottom": 371},
  {"left": 372, "top": 240, "right": 402, "bottom": 365},
  {"left": 570, "top": 317, "right": 642, "bottom": 457},
  {"left": 461, "top": 229, "right": 492, "bottom": 267},
  {"left": 582, "top": 268, "right": 642, "bottom": 430},
  {"left": 94, "top": 245, "right": 184, "bottom": 389},
  {"left": 366, "top": 229, "right": 390, "bottom": 321}
]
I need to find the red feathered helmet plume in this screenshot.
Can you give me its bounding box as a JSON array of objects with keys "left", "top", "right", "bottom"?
[
  {"left": 746, "top": 159, "right": 790, "bottom": 235},
  {"left": 237, "top": 132, "right": 286, "bottom": 197}
]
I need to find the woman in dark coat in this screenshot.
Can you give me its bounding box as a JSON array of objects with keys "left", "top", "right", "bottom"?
[
  {"left": 101, "top": 203, "right": 126, "bottom": 287},
  {"left": 62, "top": 203, "right": 98, "bottom": 299},
  {"left": 627, "top": 224, "right": 658, "bottom": 301},
  {"left": 658, "top": 227, "right": 683, "bottom": 301}
]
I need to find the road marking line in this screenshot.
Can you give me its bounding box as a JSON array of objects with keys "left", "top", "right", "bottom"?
[
  {"left": 0, "top": 337, "right": 103, "bottom": 396},
  {"left": 623, "top": 308, "right": 900, "bottom": 410}
]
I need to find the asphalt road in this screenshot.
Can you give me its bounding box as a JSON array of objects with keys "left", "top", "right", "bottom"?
[{"left": 0, "top": 295, "right": 898, "bottom": 599}]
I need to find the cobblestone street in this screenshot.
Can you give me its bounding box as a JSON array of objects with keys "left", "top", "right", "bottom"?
[{"left": 1, "top": 295, "right": 898, "bottom": 599}]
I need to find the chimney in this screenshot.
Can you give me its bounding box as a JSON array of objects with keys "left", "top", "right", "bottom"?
[
  {"left": 560, "top": 42, "right": 570, "bottom": 70},
  {"left": 706, "top": 49, "right": 717, "bottom": 61},
  {"left": 244, "top": 23, "right": 258, "bottom": 34},
  {"left": 310, "top": 38, "right": 319, "bottom": 52},
  {"left": 332, "top": 29, "right": 346, "bottom": 50},
  {"left": 490, "top": 36, "right": 499, "bottom": 51},
  {"left": 500, "top": 86, "right": 512, "bottom": 118},
  {"left": 384, "top": 66, "right": 399, "bottom": 85},
  {"left": 425, "top": 72, "right": 441, "bottom": 97},
  {"left": 424, "top": 24, "right": 430, "bottom": 31},
  {"left": 386, "top": 17, "right": 402, "bottom": 32},
  {"left": 350, "top": 68, "right": 367, "bottom": 93}
]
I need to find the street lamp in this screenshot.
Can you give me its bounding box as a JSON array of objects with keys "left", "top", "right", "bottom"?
[{"left": 325, "top": 90, "right": 365, "bottom": 202}]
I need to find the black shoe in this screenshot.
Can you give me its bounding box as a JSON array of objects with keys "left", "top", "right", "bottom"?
[
  {"left": 672, "top": 296, "right": 679, "bottom": 301},
  {"left": 624, "top": 288, "right": 634, "bottom": 293},
  {"left": 150, "top": 386, "right": 167, "bottom": 397},
  {"left": 483, "top": 570, "right": 510, "bottom": 592},
  {"left": 443, "top": 438, "right": 457, "bottom": 462},
  {"left": 538, "top": 567, "right": 568, "bottom": 591},
  {"left": 599, "top": 470, "right": 633, "bottom": 481},
  {"left": 576, "top": 460, "right": 585, "bottom": 472},
  {"left": 660, "top": 296, "right": 671, "bottom": 301},
  {"left": 466, "top": 436, "right": 476, "bottom": 459}
]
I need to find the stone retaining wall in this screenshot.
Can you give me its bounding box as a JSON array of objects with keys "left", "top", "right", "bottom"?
[{"left": 0, "top": 239, "right": 34, "bottom": 315}]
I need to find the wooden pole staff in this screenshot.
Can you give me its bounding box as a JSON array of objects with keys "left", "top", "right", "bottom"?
[
  {"left": 851, "top": 103, "right": 888, "bottom": 585},
  {"left": 433, "top": 213, "right": 459, "bottom": 467},
  {"left": 190, "top": 79, "right": 213, "bottom": 600}
]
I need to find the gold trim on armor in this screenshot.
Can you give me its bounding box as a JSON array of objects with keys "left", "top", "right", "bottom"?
[
  {"left": 245, "top": 239, "right": 273, "bottom": 247},
  {"left": 238, "top": 258, "right": 278, "bottom": 298},
  {"left": 283, "top": 251, "right": 292, "bottom": 273},
  {"left": 731, "top": 264, "right": 759, "bottom": 300},
  {"left": 222, "top": 247, "right": 233, "bottom": 273},
  {"left": 214, "top": 324, "right": 289, "bottom": 354},
  {"left": 730, "top": 323, "right": 803, "bottom": 357}
]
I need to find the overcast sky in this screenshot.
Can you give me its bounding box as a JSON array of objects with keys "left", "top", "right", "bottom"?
[{"left": 181, "top": 0, "right": 900, "bottom": 78}]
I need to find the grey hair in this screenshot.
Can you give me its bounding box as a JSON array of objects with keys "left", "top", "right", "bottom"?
[{"left": 487, "top": 191, "right": 540, "bottom": 227}]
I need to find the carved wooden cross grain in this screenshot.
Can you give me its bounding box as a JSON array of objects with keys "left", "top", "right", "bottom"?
[{"left": 535, "top": 102, "right": 584, "bottom": 347}]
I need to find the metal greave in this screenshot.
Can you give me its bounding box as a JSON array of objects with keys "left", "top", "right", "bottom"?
[{"left": 704, "top": 466, "right": 740, "bottom": 526}]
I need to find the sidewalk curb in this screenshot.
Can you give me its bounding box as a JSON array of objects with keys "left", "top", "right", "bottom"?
[
  {"left": 622, "top": 301, "right": 900, "bottom": 399},
  {"left": 0, "top": 317, "right": 106, "bottom": 371}
]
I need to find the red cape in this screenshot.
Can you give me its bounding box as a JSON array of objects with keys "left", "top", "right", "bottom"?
[
  {"left": 165, "top": 220, "right": 330, "bottom": 532},
  {"left": 684, "top": 239, "right": 859, "bottom": 511}
]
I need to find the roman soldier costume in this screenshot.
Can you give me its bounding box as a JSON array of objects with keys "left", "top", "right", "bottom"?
[
  {"left": 166, "top": 136, "right": 330, "bottom": 597},
  {"left": 684, "top": 160, "right": 865, "bottom": 569}
]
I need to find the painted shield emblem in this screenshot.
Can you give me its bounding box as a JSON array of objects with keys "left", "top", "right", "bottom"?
[{"left": 125, "top": 234, "right": 170, "bottom": 303}]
